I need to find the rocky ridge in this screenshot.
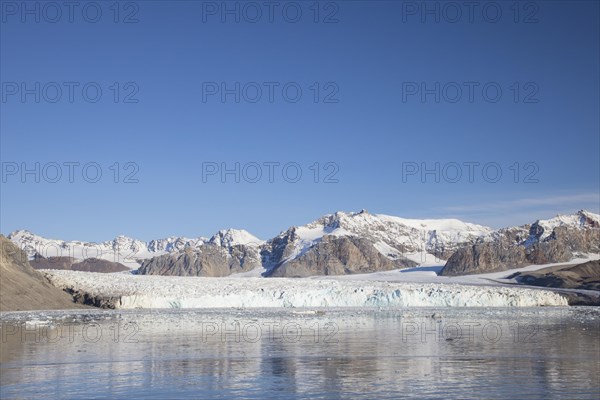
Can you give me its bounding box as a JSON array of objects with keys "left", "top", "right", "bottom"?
[{"left": 441, "top": 210, "right": 599, "bottom": 276}]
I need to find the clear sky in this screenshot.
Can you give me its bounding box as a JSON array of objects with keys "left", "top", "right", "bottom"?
[{"left": 1, "top": 0, "right": 599, "bottom": 242}]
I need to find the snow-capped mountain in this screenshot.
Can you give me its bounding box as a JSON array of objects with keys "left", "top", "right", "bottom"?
[
  {"left": 525, "top": 210, "right": 599, "bottom": 243},
  {"left": 6, "top": 230, "right": 207, "bottom": 269},
  {"left": 7, "top": 228, "right": 264, "bottom": 272},
  {"left": 261, "top": 210, "right": 492, "bottom": 277},
  {"left": 209, "top": 229, "right": 264, "bottom": 248},
  {"left": 147, "top": 236, "right": 204, "bottom": 253},
  {"left": 137, "top": 229, "right": 264, "bottom": 277},
  {"left": 7, "top": 209, "right": 598, "bottom": 277},
  {"left": 442, "top": 210, "right": 600, "bottom": 276}
]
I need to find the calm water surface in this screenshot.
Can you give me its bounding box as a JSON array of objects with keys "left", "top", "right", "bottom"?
[{"left": 1, "top": 307, "right": 599, "bottom": 399}]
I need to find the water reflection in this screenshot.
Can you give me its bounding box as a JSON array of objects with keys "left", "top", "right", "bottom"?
[{"left": 1, "top": 308, "right": 598, "bottom": 399}]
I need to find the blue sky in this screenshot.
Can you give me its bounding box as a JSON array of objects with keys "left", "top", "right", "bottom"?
[{"left": 1, "top": 0, "right": 599, "bottom": 241}]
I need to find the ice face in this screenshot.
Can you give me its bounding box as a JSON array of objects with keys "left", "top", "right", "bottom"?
[{"left": 41, "top": 269, "right": 569, "bottom": 309}]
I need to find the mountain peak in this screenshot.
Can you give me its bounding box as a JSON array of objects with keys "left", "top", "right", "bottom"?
[
  {"left": 534, "top": 210, "right": 600, "bottom": 232},
  {"left": 7, "top": 229, "right": 35, "bottom": 239},
  {"left": 209, "top": 229, "right": 263, "bottom": 247},
  {"left": 577, "top": 209, "right": 600, "bottom": 224}
]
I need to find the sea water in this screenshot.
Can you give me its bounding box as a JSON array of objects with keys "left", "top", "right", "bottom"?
[{"left": 1, "top": 307, "right": 598, "bottom": 399}]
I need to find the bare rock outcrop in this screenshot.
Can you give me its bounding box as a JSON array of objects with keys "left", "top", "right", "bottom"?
[
  {"left": 508, "top": 259, "right": 600, "bottom": 291},
  {"left": 30, "top": 254, "right": 129, "bottom": 273},
  {"left": 266, "top": 235, "right": 417, "bottom": 277},
  {"left": 138, "top": 243, "right": 261, "bottom": 277}
]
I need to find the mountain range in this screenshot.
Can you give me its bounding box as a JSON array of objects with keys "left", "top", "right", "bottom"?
[{"left": 6, "top": 210, "right": 599, "bottom": 277}]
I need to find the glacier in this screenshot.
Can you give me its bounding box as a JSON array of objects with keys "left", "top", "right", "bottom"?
[{"left": 41, "top": 270, "right": 569, "bottom": 309}]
